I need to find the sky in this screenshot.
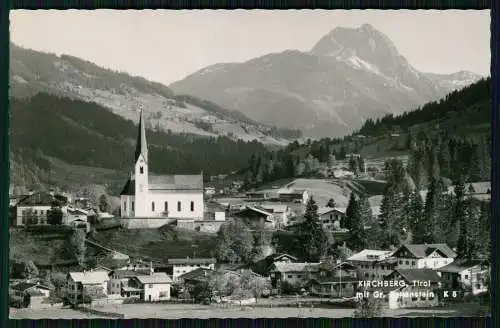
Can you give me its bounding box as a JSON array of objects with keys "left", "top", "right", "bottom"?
[{"left": 10, "top": 10, "right": 491, "bottom": 86}]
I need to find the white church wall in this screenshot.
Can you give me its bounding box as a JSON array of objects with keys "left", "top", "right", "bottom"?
[
  {"left": 147, "top": 192, "right": 204, "bottom": 219},
  {"left": 121, "top": 195, "right": 135, "bottom": 217}
]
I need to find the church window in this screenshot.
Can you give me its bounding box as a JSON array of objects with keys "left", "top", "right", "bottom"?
[
  {"left": 164, "top": 201, "right": 168, "bottom": 212},
  {"left": 124, "top": 202, "right": 127, "bottom": 212},
  {"left": 140, "top": 166, "right": 144, "bottom": 174},
  {"left": 152, "top": 202, "right": 155, "bottom": 212},
  {"left": 190, "top": 201, "right": 194, "bottom": 212},
  {"left": 132, "top": 202, "right": 134, "bottom": 211},
  {"left": 177, "top": 201, "right": 181, "bottom": 212}
]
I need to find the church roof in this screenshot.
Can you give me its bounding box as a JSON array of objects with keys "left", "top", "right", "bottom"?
[
  {"left": 120, "top": 174, "right": 204, "bottom": 196},
  {"left": 134, "top": 108, "right": 148, "bottom": 164}
]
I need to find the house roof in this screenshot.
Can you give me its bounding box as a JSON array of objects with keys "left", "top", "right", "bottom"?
[
  {"left": 390, "top": 269, "right": 442, "bottom": 284},
  {"left": 11, "top": 282, "right": 51, "bottom": 292},
  {"left": 279, "top": 189, "right": 307, "bottom": 195},
  {"left": 347, "top": 249, "right": 393, "bottom": 262},
  {"left": 235, "top": 206, "right": 273, "bottom": 218},
  {"left": 16, "top": 192, "right": 55, "bottom": 207},
  {"left": 310, "top": 276, "right": 359, "bottom": 284},
  {"left": 317, "top": 207, "right": 345, "bottom": 216},
  {"left": 260, "top": 204, "right": 288, "bottom": 213},
  {"left": 178, "top": 268, "right": 215, "bottom": 281},
  {"left": 271, "top": 262, "right": 320, "bottom": 273},
  {"left": 167, "top": 258, "right": 216, "bottom": 265},
  {"left": 397, "top": 244, "right": 456, "bottom": 259},
  {"left": 437, "top": 259, "right": 488, "bottom": 273},
  {"left": 109, "top": 269, "right": 151, "bottom": 279},
  {"left": 136, "top": 272, "right": 172, "bottom": 284},
  {"left": 120, "top": 174, "right": 203, "bottom": 195},
  {"left": 69, "top": 271, "right": 109, "bottom": 284}
]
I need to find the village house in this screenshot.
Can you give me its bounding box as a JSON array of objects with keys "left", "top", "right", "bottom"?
[
  {"left": 65, "top": 271, "right": 110, "bottom": 305},
  {"left": 167, "top": 258, "right": 217, "bottom": 280},
  {"left": 308, "top": 262, "right": 359, "bottom": 298},
  {"left": 259, "top": 203, "right": 292, "bottom": 228},
  {"left": 317, "top": 207, "right": 347, "bottom": 231},
  {"left": 248, "top": 253, "right": 298, "bottom": 276},
  {"left": 382, "top": 269, "right": 442, "bottom": 309},
  {"left": 107, "top": 269, "right": 151, "bottom": 297},
  {"left": 437, "top": 259, "right": 490, "bottom": 295},
  {"left": 269, "top": 262, "right": 320, "bottom": 288},
  {"left": 128, "top": 272, "right": 173, "bottom": 302},
  {"left": 233, "top": 205, "right": 277, "bottom": 229},
  {"left": 389, "top": 244, "right": 456, "bottom": 270},
  {"left": 15, "top": 191, "right": 55, "bottom": 226},
  {"left": 347, "top": 249, "right": 397, "bottom": 280},
  {"left": 277, "top": 189, "right": 309, "bottom": 204},
  {"left": 9, "top": 281, "right": 60, "bottom": 309}
]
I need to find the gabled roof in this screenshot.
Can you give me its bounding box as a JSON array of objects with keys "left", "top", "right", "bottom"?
[
  {"left": 178, "top": 268, "right": 215, "bottom": 281},
  {"left": 260, "top": 204, "right": 288, "bottom": 213},
  {"left": 11, "top": 282, "right": 51, "bottom": 292},
  {"left": 135, "top": 272, "right": 172, "bottom": 284},
  {"left": 16, "top": 192, "right": 55, "bottom": 207},
  {"left": 68, "top": 271, "right": 109, "bottom": 284},
  {"left": 437, "top": 259, "right": 489, "bottom": 273},
  {"left": 235, "top": 206, "right": 273, "bottom": 218},
  {"left": 167, "top": 258, "right": 216, "bottom": 265},
  {"left": 395, "top": 244, "right": 456, "bottom": 259},
  {"left": 389, "top": 269, "right": 442, "bottom": 284},
  {"left": 120, "top": 174, "right": 204, "bottom": 196},
  {"left": 347, "top": 249, "right": 393, "bottom": 262},
  {"left": 317, "top": 207, "right": 345, "bottom": 216},
  {"left": 278, "top": 189, "right": 307, "bottom": 195},
  {"left": 108, "top": 269, "right": 151, "bottom": 279},
  {"left": 310, "top": 276, "right": 359, "bottom": 284},
  {"left": 271, "top": 262, "right": 320, "bottom": 273}
]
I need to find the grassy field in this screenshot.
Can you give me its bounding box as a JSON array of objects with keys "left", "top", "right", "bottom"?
[
  {"left": 89, "top": 225, "right": 218, "bottom": 262},
  {"left": 9, "top": 308, "right": 105, "bottom": 319},
  {"left": 90, "top": 303, "right": 358, "bottom": 319}
]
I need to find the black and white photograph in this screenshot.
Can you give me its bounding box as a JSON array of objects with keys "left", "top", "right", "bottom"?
[{"left": 8, "top": 9, "right": 491, "bottom": 318}]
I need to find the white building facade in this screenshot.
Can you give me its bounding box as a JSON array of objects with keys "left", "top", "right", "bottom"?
[{"left": 120, "top": 109, "right": 204, "bottom": 220}]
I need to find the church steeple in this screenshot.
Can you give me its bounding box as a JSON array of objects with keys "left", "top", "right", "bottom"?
[{"left": 134, "top": 107, "right": 148, "bottom": 163}]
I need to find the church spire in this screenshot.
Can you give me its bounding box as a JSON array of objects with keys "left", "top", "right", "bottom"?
[{"left": 134, "top": 107, "right": 148, "bottom": 163}]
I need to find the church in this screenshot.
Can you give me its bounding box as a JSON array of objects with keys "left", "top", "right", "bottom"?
[{"left": 120, "top": 109, "right": 204, "bottom": 220}]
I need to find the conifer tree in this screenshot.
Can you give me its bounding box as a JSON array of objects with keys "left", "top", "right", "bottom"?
[
  {"left": 295, "top": 197, "right": 329, "bottom": 261},
  {"left": 408, "top": 191, "right": 425, "bottom": 243},
  {"left": 345, "top": 193, "right": 366, "bottom": 251},
  {"left": 455, "top": 176, "right": 470, "bottom": 259}
]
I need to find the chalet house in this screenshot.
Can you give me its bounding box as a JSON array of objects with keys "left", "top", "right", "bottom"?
[
  {"left": 178, "top": 268, "right": 240, "bottom": 291},
  {"left": 277, "top": 189, "right": 309, "bottom": 204},
  {"left": 246, "top": 191, "right": 276, "bottom": 201},
  {"left": 437, "top": 259, "right": 490, "bottom": 295},
  {"left": 269, "top": 262, "right": 320, "bottom": 288},
  {"left": 248, "top": 253, "right": 298, "bottom": 276},
  {"left": 107, "top": 269, "right": 151, "bottom": 297},
  {"left": 9, "top": 281, "right": 56, "bottom": 309},
  {"left": 167, "top": 258, "right": 216, "bottom": 280},
  {"left": 308, "top": 262, "right": 359, "bottom": 298},
  {"left": 347, "top": 249, "right": 396, "bottom": 280},
  {"left": 390, "top": 244, "right": 456, "bottom": 270},
  {"left": 259, "top": 203, "right": 291, "bottom": 227},
  {"left": 383, "top": 269, "right": 442, "bottom": 309},
  {"left": 65, "top": 271, "right": 109, "bottom": 305},
  {"left": 15, "top": 192, "right": 55, "bottom": 226},
  {"left": 63, "top": 206, "right": 89, "bottom": 224},
  {"left": 128, "top": 272, "right": 173, "bottom": 302},
  {"left": 318, "top": 207, "right": 347, "bottom": 231},
  {"left": 233, "top": 205, "right": 276, "bottom": 228}
]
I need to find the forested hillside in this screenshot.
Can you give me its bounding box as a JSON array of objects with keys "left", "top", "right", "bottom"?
[
  {"left": 242, "top": 78, "right": 491, "bottom": 188},
  {"left": 10, "top": 93, "right": 269, "bottom": 189}
]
